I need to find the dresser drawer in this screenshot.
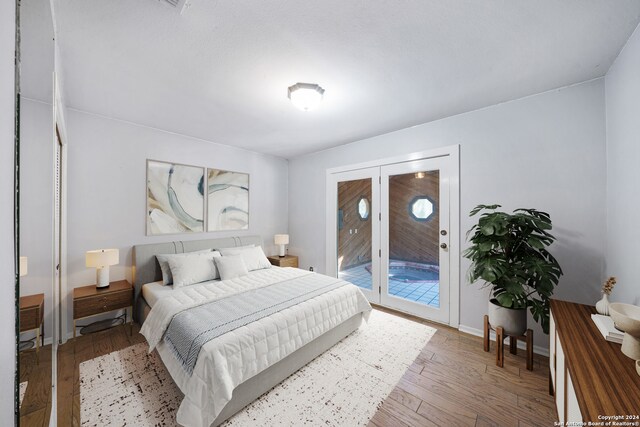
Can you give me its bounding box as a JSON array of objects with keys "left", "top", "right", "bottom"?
[
  {"left": 74, "top": 289, "right": 132, "bottom": 319},
  {"left": 20, "top": 307, "right": 41, "bottom": 331}
]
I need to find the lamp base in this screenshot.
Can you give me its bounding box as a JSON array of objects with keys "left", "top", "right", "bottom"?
[
  {"left": 278, "top": 244, "right": 286, "bottom": 257},
  {"left": 96, "top": 267, "right": 110, "bottom": 288}
]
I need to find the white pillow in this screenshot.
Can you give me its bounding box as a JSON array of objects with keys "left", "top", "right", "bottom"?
[
  {"left": 219, "top": 245, "right": 271, "bottom": 272},
  {"left": 156, "top": 249, "right": 212, "bottom": 285},
  {"left": 167, "top": 252, "right": 222, "bottom": 288},
  {"left": 214, "top": 255, "right": 249, "bottom": 281},
  {"left": 216, "top": 244, "right": 255, "bottom": 256}
]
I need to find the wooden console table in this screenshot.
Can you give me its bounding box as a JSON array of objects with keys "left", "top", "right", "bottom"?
[{"left": 550, "top": 299, "right": 640, "bottom": 423}]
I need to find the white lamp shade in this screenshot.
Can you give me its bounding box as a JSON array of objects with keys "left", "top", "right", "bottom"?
[
  {"left": 19, "top": 256, "right": 28, "bottom": 277},
  {"left": 86, "top": 249, "right": 119, "bottom": 268},
  {"left": 274, "top": 234, "right": 289, "bottom": 245}
]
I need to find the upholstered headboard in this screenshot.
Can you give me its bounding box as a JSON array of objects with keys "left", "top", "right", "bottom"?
[{"left": 132, "top": 235, "right": 263, "bottom": 322}]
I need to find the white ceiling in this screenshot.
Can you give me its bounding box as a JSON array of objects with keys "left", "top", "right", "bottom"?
[{"left": 54, "top": 0, "right": 640, "bottom": 158}]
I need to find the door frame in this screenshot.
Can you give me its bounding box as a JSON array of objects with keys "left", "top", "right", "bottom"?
[{"left": 325, "top": 145, "right": 460, "bottom": 327}]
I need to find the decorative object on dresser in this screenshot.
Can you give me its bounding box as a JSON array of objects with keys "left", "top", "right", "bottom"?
[
  {"left": 146, "top": 160, "right": 205, "bottom": 235},
  {"left": 590, "top": 313, "right": 624, "bottom": 344},
  {"left": 483, "top": 314, "right": 533, "bottom": 370},
  {"left": 73, "top": 280, "right": 133, "bottom": 338},
  {"left": 608, "top": 302, "right": 640, "bottom": 361},
  {"left": 464, "top": 204, "right": 563, "bottom": 335},
  {"left": 207, "top": 168, "right": 249, "bottom": 231},
  {"left": 267, "top": 254, "right": 298, "bottom": 268},
  {"left": 595, "top": 276, "right": 616, "bottom": 315},
  {"left": 549, "top": 300, "right": 640, "bottom": 423},
  {"left": 85, "top": 248, "right": 119, "bottom": 288},
  {"left": 274, "top": 234, "right": 289, "bottom": 257},
  {"left": 19, "top": 293, "right": 44, "bottom": 354}
]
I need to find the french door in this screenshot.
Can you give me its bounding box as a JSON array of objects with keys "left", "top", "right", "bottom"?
[
  {"left": 327, "top": 153, "right": 455, "bottom": 325},
  {"left": 327, "top": 167, "right": 380, "bottom": 302}
]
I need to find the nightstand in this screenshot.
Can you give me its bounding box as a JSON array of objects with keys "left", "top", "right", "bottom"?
[
  {"left": 267, "top": 254, "right": 299, "bottom": 268},
  {"left": 20, "top": 293, "right": 44, "bottom": 354},
  {"left": 73, "top": 280, "right": 133, "bottom": 338}
]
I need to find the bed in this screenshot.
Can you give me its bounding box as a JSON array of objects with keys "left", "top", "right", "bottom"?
[{"left": 133, "top": 235, "right": 371, "bottom": 427}]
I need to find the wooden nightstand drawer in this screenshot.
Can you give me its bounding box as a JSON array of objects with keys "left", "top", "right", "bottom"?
[
  {"left": 267, "top": 255, "right": 299, "bottom": 268},
  {"left": 72, "top": 280, "right": 133, "bottom": 338},
  {"left": 20, "top": 307, "right": 40, "bottom": 331},
  {"left": 74, "top": 289, "right": 132, "bottom": 319},
  {"left": 19, "top": 293, "right": 44, "bottom": 333}
]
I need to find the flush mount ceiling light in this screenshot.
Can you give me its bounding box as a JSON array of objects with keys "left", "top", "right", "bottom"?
[{"left": 287, "top": 83, "right": 325, "bottom": 111}]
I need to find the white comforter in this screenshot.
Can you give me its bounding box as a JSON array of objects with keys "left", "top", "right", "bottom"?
[{"left": 140, "top": 267, "right": 371, "bottom": 427}]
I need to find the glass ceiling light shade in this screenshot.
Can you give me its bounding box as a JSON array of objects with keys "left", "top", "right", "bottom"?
[{"left": 287, "top": 83, "right": 325, "bottom": 111}]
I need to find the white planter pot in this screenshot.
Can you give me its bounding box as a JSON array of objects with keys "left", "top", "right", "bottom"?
[{"left": 487, "top": 298, "right": 527, "bottom": 336}]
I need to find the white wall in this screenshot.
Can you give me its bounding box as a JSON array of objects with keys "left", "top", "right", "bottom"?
[
  {"left": 605, "top": 24, "right": 640, "bottom": 306},
  {"left": 20, "top": 98, "right": 55, "bottom": 341},
  {"left": 0, "top": 0, "right": 16, "bottom": 423},
  {"left": 64, "top": 109, "right": 289, "bottom": 336},
  {"left": 289, "top": 79, "right": 607, "bottom": 347}
]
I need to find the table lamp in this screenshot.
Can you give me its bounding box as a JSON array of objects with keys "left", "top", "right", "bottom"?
[
  {"left": 274, "top": 234, "right": 289, "bottom": 257},
  {"left": 19, "top": 256, "right": 28, "bottom": 277},
  {"left": 86, "top": 249, "right": 119, "bottom": 288}
]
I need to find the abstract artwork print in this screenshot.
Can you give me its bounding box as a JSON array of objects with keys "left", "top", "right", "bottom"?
[
  {"left": 147, "top": 160, "right": 205, "bottom": 235},
  {"left": 207, "top": 169, "right": 249, "bottom": 231}
]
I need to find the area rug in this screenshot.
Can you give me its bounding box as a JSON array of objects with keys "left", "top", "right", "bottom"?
[
  {"left": 19, "top": 381, "right": 27, "bottom": 408},
  {"left": 79, "top": 309, "right": 435, "bottom": 426}
]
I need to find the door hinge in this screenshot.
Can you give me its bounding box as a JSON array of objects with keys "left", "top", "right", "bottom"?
[
  {"left": 379, "top": 249, "right": 381, "bottom": 257},
  {"left": 379, "top": 212, "right": 381, "bottom": 221},
  {"left": 379, "top": 176, "right": 381, "bottom": 184}
]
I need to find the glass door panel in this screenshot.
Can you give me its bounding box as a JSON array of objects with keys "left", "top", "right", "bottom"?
[
  {"left": 327, "top": 167, "right": 380, "bottom": 303},
  {"left": 381, "top": 158, "right": 450, "bottom": 323},
  {"left": 338, "top": 178, "right": 373, "bottom": 291}
]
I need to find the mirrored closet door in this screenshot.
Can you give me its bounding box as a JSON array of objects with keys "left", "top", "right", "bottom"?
[{"left": 18, "top": 0, "right": 57, "bottom": 425}]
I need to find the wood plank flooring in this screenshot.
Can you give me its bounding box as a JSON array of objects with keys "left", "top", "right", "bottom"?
[
  {"left": 368, "top": 306, "right": 556, "bottom": 427},
  {"left": 56, "top": 323, "right": 144, "bottom": 427},
  {"left": 22, "top": 307, "right": 557, "bottom": 426},
  {"left": 19, "top": 346, "right": 52, "bottom": 427}
]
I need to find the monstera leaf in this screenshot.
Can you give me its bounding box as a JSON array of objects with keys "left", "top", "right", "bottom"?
[{"left": 463, "top": 205, "right": 563, "bottom": 334}]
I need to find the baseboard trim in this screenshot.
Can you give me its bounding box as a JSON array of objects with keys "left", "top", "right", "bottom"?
[{"left": 458, "top": 324, "right": 550, "bottom": 358}]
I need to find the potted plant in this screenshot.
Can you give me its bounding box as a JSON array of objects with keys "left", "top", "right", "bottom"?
[{"left": 463, "top": 205, "right": 563, "bottom": 335}]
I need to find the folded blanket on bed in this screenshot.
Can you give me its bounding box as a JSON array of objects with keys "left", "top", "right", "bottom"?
[{"left": 164, "top": 274, "right": 348, "bottom": 375}]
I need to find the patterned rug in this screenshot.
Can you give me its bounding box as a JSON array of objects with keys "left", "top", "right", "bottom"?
[
  {"left": 19, "top": 381, "right": 27, "bottom": 408},
  {"left": 80, "top": 309, "right": 435, "bottom": 426}
]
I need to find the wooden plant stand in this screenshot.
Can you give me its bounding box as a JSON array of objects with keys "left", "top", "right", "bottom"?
[{"left": 483, "top": 314, "right": 534, "bottom": 371}]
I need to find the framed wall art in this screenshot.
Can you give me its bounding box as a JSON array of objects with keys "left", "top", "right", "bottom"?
[
  {"left": 146, "top": 160, "right": 205, "bottom": 235},
  {"left": 207, "top": 168, "right": 249, "bottom": 231}
]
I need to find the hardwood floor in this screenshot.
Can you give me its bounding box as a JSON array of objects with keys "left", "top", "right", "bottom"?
[
  {"left": 56, "top": 323, "right": 145, "bottom": 427},
  {"left": 19, "top": 346, "right": 52, "bottom": 427},
  {"left": 368, "top": 306, "right": 556, "bottom": 427},
  {"left": 23, "top": 308, "right": 556, "bottom": 426}
]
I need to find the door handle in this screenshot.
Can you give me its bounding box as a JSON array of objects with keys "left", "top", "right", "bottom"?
[
  {"left": 440, "top": 230, "right": 447, "bottom": 236},
  {"left": 440, "top": 243, "right": 448, "bottom": 249}
]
